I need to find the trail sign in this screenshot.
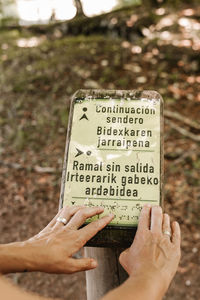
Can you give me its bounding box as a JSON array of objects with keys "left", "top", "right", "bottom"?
[{"left": 60, "top": 89, "right": 163, "bottom": 247}]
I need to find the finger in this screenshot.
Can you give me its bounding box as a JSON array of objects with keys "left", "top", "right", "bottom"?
[
  {"left": 137, "top": 205, "right": 151, "bottom": 232},
  {"left": 119, "top": 248, "right": 129, "bottom": 267},
  {"left": 150, "top": 206, "right": 163, "bottom": 234},
  {"left": 79, "top": 214, "right": 114, "bottom": 244},
  {"left": 162, "top": 213, "right": 171, "bottom": 240},
  {"left": 66, "top": 206, "right": 104, "bottom": 230},
  {"left": 172, "top": 221, "right": 181, "bottom": 246},
  {"left": 54, "top": 206, "right": 84, "bottom": 229},
  {"left": 68, "top": 257, "right": 98, "bottom": 273},
  {"left": 40, "top": 210, "right": 61, "bottom": 233}
]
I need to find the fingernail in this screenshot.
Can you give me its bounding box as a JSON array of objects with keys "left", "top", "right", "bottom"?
[
  {"left": 153, "top": 205, "right": 162, "bottom": 211},
  {"left": 91, "top": 260, "right": 97, "bottom": 268},
  {"left": 108, "top": 213, "right": 114, "bottom": 218},
  {"left": 144, "top": 204, "right": 151, "bottom": 208},
  {"left": 98, "top": 206, "right": 104, "bottom": 210}
]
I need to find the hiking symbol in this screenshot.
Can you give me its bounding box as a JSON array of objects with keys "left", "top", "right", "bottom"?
[{"left": 79, "top": 107, "right": 89, "bottom": 121}]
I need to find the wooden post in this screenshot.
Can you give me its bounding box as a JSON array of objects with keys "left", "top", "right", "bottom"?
[{"left": 85, "top": 247, "right": 128, "bottom": 300}]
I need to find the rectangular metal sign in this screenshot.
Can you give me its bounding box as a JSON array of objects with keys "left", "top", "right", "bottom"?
[{"left": 60, "top": 89, "right": 163, "bottom": 247}]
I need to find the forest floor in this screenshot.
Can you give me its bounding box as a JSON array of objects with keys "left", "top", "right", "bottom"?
[{"left": 0, "top": 3, "right": 200, "bottom": 300}]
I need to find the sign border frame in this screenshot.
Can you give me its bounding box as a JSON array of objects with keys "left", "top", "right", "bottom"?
[{"left": 59, "top": 89, "right": 164, "bottom": 247}]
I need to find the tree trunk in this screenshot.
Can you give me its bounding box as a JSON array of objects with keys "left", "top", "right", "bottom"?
[{"left": 74, "top": 0, "right": 85, "bottom": 17}]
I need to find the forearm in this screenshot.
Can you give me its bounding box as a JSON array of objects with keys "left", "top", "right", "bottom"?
[
  {"left": 0, "top": 276, "right": 51, "bottom": 300},
  {"left": 102, "top": 276, "right": 165, "bottom": 300},
  {"left": 0, "top": 242, "right": 35, "bottom": 274}
]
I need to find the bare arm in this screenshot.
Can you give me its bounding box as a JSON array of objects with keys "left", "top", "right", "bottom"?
[
  {"left": 0, "top": 206, "right": 113, "bottom": 275},
  {"left": 0, "top": 206, "right": 114, "bottom": 299},
  {"left": 102, "top": 276, "right": 164, "bottom": 300},
  {"left": 0, "top": 274, "right": 159, "bottom": 300},
  {"left": 0, "top": 241, "right": 32, "bottom": 274},
  {"left": 0, "top": 205, "right": 181, "bottom": 300},
  {"left": 102, "top": 206, "right": 181, "bottom": 300},
  {"left": 0, "top": 277, "right": 49, "bottom": 300}
]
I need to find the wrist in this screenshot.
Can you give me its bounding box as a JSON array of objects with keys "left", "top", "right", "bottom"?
[
  {"left": 127, "top": 272, "right": 168, "bottom": 300},
  {"left": 0, "top": 241, "right": 34, "bottom": 274}
]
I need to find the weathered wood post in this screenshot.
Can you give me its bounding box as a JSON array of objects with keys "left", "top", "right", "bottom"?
[
  {"left": 85, "top": 247, "right": 128, "bottom": 300},
  {"left": 59, "top": 89, "right": 163, "bottom": 299}
]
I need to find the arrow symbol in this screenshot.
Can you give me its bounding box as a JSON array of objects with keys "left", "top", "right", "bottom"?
[
  {"left": 71, "top": 201, "right": 75, "bottom": 205},
  {"left": 75, "top": 148, "right": 84, "bottom": 157},
  {"left": 79, "top": 113, "right": 89, "bottom": 121}
]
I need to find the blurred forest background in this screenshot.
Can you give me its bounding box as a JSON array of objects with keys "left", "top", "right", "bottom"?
[{"left": 0, "top": 0, "right": 200, "bottom": 299}]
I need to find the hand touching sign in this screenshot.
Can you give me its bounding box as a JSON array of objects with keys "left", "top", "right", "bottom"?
[{"left": 0, "top": 206, "right": 114, "bottom": 274}]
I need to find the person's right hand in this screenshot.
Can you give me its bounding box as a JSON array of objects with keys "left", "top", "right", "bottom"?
[
  {"left": 21, "top": 206, "right": 113, "bottom": 274},
  {"left": 119, "top": 205, "right": 181, "bottom": 294}
]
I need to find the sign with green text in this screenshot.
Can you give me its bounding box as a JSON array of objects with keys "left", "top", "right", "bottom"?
[{"left": 60, "top": 90, "right": 163, "bottom": 247}]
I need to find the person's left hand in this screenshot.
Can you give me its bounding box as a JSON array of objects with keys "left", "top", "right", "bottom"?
[{"left": 24, "top": 206, "right": 113, "bottom": 274}]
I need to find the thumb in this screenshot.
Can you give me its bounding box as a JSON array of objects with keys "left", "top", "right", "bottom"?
[
  {"left": 68, "top": 257, "right": 98, "bottom": 272},
  {"left": 119, "top": 248, "right": 129, "bottom": 267}
]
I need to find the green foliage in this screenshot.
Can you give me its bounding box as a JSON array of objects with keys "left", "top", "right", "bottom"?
[
  {"left": 193, "top": 158, "right": 200, "bottom": 170},
  {"left": 60, "top": 109, "right": 69, "bottom": 129},
  {"left": 0, "top": 0, "right": 19, "bottom": 27},
  {"left": 14, "top": 128, "right": 28, "bottom": 151},
  {"left": 115, "top": 0, "right": 141, "bottom": 9},
  {"left": 0, "top": 0, "right": 15, "bottom": 12},
  {"left": 115, "top": 77, "right": 130, "bottom": 88},
  {"left": 116, "top": 0, "right": 199, "bottom": 9}
]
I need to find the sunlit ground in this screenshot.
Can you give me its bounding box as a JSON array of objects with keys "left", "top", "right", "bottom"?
[
  {"left": 17, "top": 0, "right": 118, "bottom": 24},
  {"left": 140, "top": 9, "right": 200, "bottom": 51}
]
